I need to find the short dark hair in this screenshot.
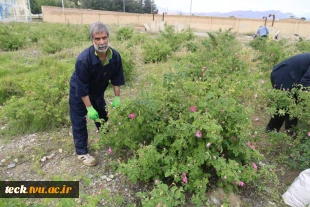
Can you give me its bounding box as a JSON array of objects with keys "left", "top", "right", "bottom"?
[{"left": 89, "top": 22, "right": 110, "bottom": 40}]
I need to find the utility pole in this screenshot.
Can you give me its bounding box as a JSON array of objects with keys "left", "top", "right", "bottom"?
[
  {"left": 62, "top": 0, "right": 64, "bottom": 14},
  {"left": 27, "top": 0, "right": 32, "bottom": 21}
]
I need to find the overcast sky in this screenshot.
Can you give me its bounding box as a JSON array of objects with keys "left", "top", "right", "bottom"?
[{"left": 154, "top": 0, "right": 310, "bottom": 17}]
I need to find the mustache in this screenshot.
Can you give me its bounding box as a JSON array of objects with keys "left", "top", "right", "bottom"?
[
  {"left": 95, "top": 44, "right": 109, "bottom": 52},
  {"left": 98, "top": 44, "right": 108, "bottom": 47}
]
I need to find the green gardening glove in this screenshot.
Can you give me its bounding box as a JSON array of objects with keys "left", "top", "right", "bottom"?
[
  {"left": 86, "top": 106, "right": 99, "bottom": 121},
  {"left": 111, "top": 96, "right": 120, "bottom": 108}
]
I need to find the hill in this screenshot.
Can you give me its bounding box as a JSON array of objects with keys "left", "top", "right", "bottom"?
[
  {"left": 195, "top": 10, "right": 295, "bottom": 19},
  {"left": 157, "top": 7, "right": 308, "bottom": 20}
]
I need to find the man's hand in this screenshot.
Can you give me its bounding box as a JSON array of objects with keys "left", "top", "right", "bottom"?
[
  {"left": 86, "top": 106, "right": 99, "bottom": 121},
  {"left": 111, "top": 96, "right": 120, "bottom": 108}
]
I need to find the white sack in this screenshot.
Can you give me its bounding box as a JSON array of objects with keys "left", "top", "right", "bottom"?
[{"left": 282, "top": 169, "right": 310, "bottom": 207}]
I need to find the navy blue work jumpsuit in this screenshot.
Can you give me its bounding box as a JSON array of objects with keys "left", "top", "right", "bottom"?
[
  {"left": 69, "top": 46, "right": 124, "bottom": 155},
  {"left": 267, "top": 53, "right": 310, "bottom": 132}
]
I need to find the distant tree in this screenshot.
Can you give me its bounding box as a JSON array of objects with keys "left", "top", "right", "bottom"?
[
  {"left": 30, "top": 0, "right": 41, "bottom": 14},
  {"left": 82, "top": 0, "right": 142, "bottom": 13},
  {"left": 301, "top": 17, "right": 306, "bottom": 20},
  {"left": 142, "top": 0, "right": 157, "bottom": 14},
  {"left": 229, "top": 16, "right": 236, "bottom": 18},
  {"left": 107, "top": 0, "right": 123, "bottom": 12},
  {"left": 125, "top": 0, "right": 143, "bottom": 13},
  {"left": 29, "top": 0, "right": 144, "bottom": 14},
  {"left": 30, "top": 0, "right": 63, "bottom": 14}
]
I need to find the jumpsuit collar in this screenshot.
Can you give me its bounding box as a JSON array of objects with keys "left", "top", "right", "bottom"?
[{"left": 94, "top": 47, "right": 113, "bottom": 66}]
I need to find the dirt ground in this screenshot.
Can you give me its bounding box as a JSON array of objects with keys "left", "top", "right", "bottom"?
[{"left": 0, "top": 111, "right": 301, "bottom": 206}]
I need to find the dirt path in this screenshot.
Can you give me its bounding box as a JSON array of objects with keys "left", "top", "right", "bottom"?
[{"left": 0, "top": 124, "right": 150, "bottom": 206}]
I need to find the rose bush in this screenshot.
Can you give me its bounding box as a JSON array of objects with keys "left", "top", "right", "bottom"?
[{"left": 100, "top": 31, "right": 267, "bottom": 204}]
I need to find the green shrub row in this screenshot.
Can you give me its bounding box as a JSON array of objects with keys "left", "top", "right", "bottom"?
[{"left": 2, "top": 59, "right": 72, "bottom": 133}]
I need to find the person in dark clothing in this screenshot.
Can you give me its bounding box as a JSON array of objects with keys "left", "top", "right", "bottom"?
[
  {"left": 266, "top": 53, "right": 310, "bottom": 132},
  {"left": 69, "top": 22, "right": 125, "bottom": 166}
]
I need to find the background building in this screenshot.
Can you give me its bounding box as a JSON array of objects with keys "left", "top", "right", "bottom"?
[{"left": 0, "top": 0, "right": 30, "bottom": 21}]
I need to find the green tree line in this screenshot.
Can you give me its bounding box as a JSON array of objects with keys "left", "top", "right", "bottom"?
[{"left": 30, "top": 0, "right": 157, "bottom": 14}]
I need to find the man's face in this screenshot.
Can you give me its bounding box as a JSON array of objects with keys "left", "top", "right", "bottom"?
[{"left": 92, "top": 32, "right": 109, "bottom": 53}]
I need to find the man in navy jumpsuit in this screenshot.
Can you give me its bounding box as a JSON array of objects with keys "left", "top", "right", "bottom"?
[
  {"left": 266, "top": 53, "right": 310, "bottom": 132},
  {"left": 69, "top": 22, "right": 125, "bottom": 166}
]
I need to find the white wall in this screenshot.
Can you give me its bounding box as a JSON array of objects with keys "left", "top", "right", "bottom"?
[{"left": 0, "top": 0, "right": 30, "bottom": 21}]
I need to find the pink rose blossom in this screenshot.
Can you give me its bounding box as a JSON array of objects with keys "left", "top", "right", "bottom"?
[
  {"left": 206, "top": 143, "right": 211, "bottom": 148},
  {"left": 190, "top": 106, "right": 197, "bottom": 112},
  {"left": 252, "top": 162, "right": 257, "bottom": 170},
  {"left": 108, "top": 147, "right": 113, "bottom": 154},
  {"left": 195, "top": 130, "right": 202, "bottom": 138},
  {"left": 187, "top": 164, "right": 190, "bottom": 166},
  {"left": 239, "top": 181, "right": 245, "bottom": 186},
  {"left": 293, "top": 132, "right": 296, "bottom": 137},
  {"left": 308, "top": 132, "right": 310, "bottom": 137},
  {"left": 182, "top": 172, "right": 188, "bottom": 184},
  {"left": 155, "top": 180, "right": 158, "bottom": 184},
  {"left": 247, "top": 141, "right": 256, "bottom": 149},
  {"left": 213, "top": 156, "right": 217, "bottom": 160},
  {"left": 128, "top": 113, "right": 135, "bottom": 119}
]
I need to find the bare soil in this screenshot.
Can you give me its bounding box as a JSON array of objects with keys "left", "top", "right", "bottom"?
[{"left": 0, "top": 112, "right": 300, "bottom": 206}]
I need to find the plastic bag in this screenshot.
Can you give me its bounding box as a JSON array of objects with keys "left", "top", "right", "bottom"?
[{"left": 282, "top": 169, "right": 310, "bottom": 207}]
